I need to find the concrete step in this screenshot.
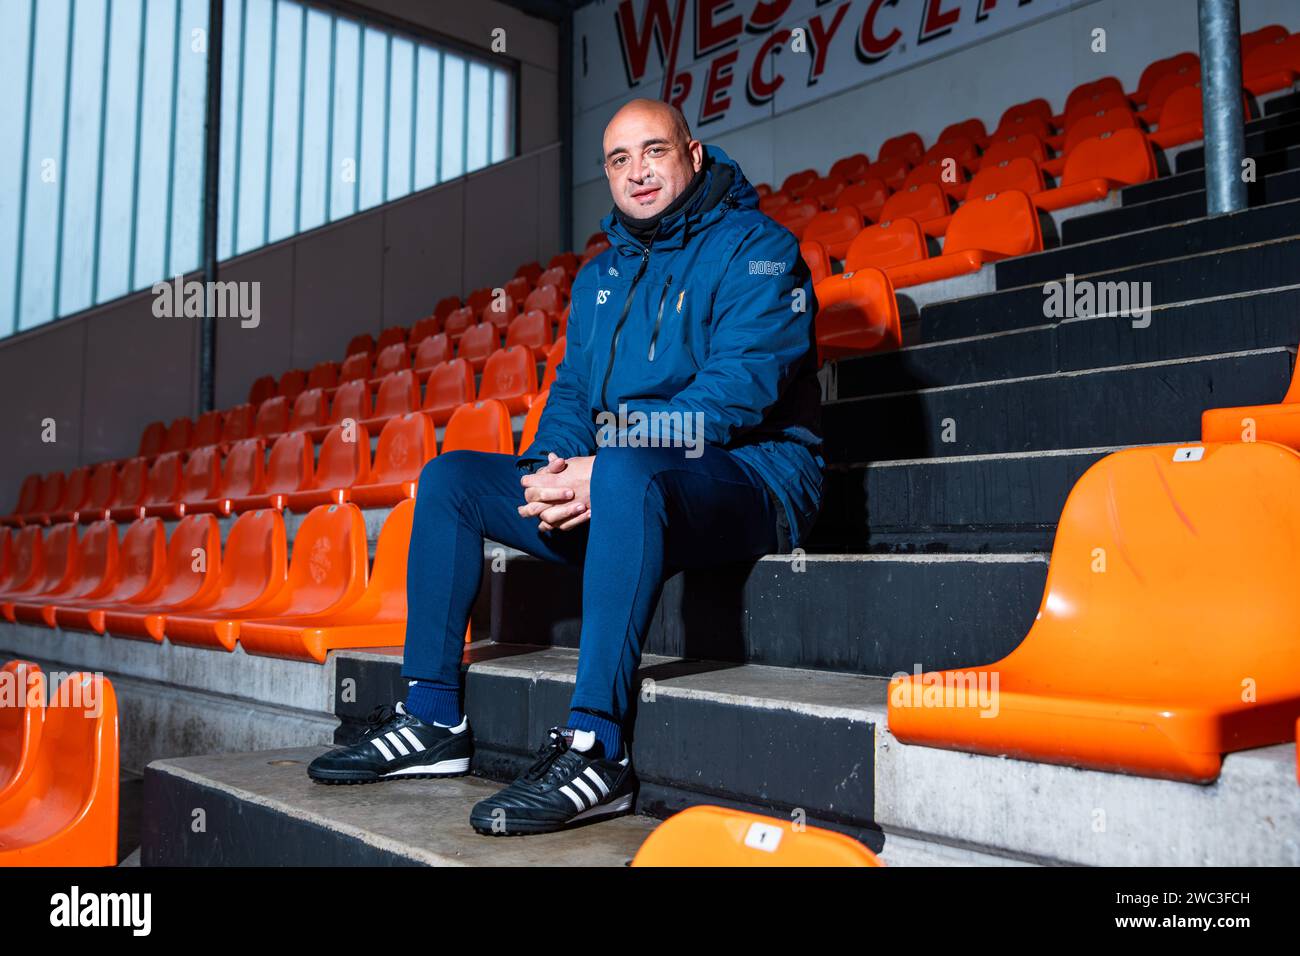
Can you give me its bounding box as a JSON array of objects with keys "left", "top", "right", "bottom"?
[
  {"left": 1176, "top": 115, "right": 1300, "bottom": 173},
  {"left": 823, "top": 348, "right": 1292, "bottom": 464},
  {"left": 144, "top": 644, "right": 1299, "bottom": 867},
  {"left": 832, "top": 286, "right": 1300, "bottom": 400},
  {"left": 1064, "top": 168, "right": 1300, "bottom": 246},
  {"left": 995, "top": 196, "right": 1300, "bottom": 291},
  {"left": 1121, "top": 143, "right": 1300, "bottom": 205}
]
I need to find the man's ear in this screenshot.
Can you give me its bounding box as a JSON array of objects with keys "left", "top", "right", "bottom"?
[{"left": 689, "top": 139, "right": 704, "bottom": 172}]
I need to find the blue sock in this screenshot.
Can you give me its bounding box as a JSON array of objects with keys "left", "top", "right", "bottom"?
[
  {"left": 567, "top": 708, "right": 623, "bottom": 759},
  {"left": 405, "top": 680, "right": 462, "bottom": 727}
]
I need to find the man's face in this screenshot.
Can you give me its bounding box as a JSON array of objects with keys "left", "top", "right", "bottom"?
[{"left": 602, "top": 106, "right": 703, "bottom": 219}]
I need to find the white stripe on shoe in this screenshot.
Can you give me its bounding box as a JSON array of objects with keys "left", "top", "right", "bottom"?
[
  {"left": 398, "top": 727, "right": 425, "bottom": 751},
  {"left": 372, "top": 738, "right": 395, "bottom": 761},
  {"left": 571, "top": 777, "right": 598, "bottom": 805},
  {"left": 559, "top": 785, "right": 586, "bottom": 811},
  {"left": 385, "top": 731, "right": 410, "bottom": 756},
  {"left": 582, "top": 767, "right": 610, "bottom": 796}
]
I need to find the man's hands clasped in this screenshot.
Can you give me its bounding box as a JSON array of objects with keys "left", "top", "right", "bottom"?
[{"left": 518, "top": 453, "right": 594, "bottom": 531}]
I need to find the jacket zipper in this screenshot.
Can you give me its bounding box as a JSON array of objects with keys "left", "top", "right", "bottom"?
[
  {"left": 647, "top": 274, "right": 674, "bottom": 361},
  {"left": 600, "top": 243, "right": 652, "bottom": 410}
]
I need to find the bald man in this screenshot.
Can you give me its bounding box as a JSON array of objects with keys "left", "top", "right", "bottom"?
[{"left": 308, "top": 99, "right": 824, "bottom": 837}]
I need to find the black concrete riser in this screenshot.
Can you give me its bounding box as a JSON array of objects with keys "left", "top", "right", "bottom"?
[
  {"left": 923, "top": 238, "right": 1300, "bottom": 342},
  {"left": 997, "top": 197, "right": 1300, "bottom": 289},
  {"left": 1176, "top": 117, "right": 1300, "bottom": 173},
  {"left": 835, "top": 287, "right": 1300, "bottom": 399},
  {"left": 1121, "top": 144, "right": 1300, "bottom": 205},
  {"left": 821, "top": 349, "right": 1292, "bottom": 463},
  {"left": 1063, "top": 169, "right": 1300, "bottom": 246}
]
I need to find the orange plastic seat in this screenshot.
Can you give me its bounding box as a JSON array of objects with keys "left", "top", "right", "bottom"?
[
  {"left": 865, "top": 156, "right": 910, "bottom": 190},
  {"left": 409, "top": 315, "right": 441, "bottom": 347},
  {"left": 289, "top": 387, "right": 330, "bottom": 434},
  {"left": 442, "top": 399, "right": 514, "bottom": 454},
  {"left": 631, "top": 806, "right": 883, "bottom": 867},
  {"left": 145, "top": 447, "right": 221, "bottom": 519},
  {"left": 1202, "top": 348, "right": 1300, "bottom": 449},
  {"left": 979, "top": 133, "right": 1048, "bottom": 171},
  {"left": 1043, "top": 107, "right": 1140, "bottom": 177},
  {"left": 307, "top": 360, "right": 340, "bottom": 390},
  {"left": 137, "top": 421, "right": 166, "bottom": 458},
  {"left": 0, "top": 526, "right": 43, "bottom": 600},
  {"left": 349, "top": 413, "right": 437, "bottom": 509},
  {"left": 345, "top": 333, "right": 375, "bottom": 357},
  {"left": 1, "top": 522, "right": 76, "bottom": 614},
  {"left": 503, "top": 275, "right": 532, "bottom": 304},
  {"left": 162, "top": 509, "right": 289, "bottom": 651},
  {"left": 413, "top": 332, "right": 452, "bottom": 373},
  {"left": 443, "top": 305, "right": 476, "bottom": 340},
  {"left": 966, "top": 157, "right": 1045, "bottom": 202},
  {"left": 285, "top": 424, "right": 371, "bottom": 512},
  {"left": 372, "top": 342, "right": 411, "bottom": 381},
  {"left": 833, "top": 180, "right": 887, "bottom": 224},
  {"left": 134, "top": 452, "right": 184, "bottom": 520},
  {"left": 29, "top": 473, "right": 67, "bottom": 525},
  {"left": 53, "top": 518, "right": 167, "bottom": 633},
  {"left": 184, "top": 437, "right": 264, "bottom": 516},
  {"left": 1033, "top": 128, "right": 1157, "bottom": 212},
  {"left": 996, "top": 98, "right": 1053, "bottom": 134},
  {"left": 364, "top": 370, "right": 421, "bottom": 432},
  {"left": 506, "top": 309, "right": 553, "bottom": 352},
  {"left": 780, "top": 168, "right": 819, "bottom": 196},
  {"left": 759, "top": 192, "right": 792, "bottom": 215},
  {"left": 306, "top": 379, "right": 371, "bottom": 443},
  {"left": 1133, "top": 52, "right": 1197, "bottom": 107},
  {"left": 478, "top": 345, "right": 538, "bottom": 415},
  {"left": 481, "top": 294, "right": 520, "bottom": 334},
  {"left": 161, "top": 418, "right": 193, "bottom": 455},
  {"left": 885, "top": 189, "right": 1042, "bottom": 289},
  {"left": 247, "top": 375, "right": 277, "bottom": 407},
  {"left": 339, "top": 350, "right": 373, "bottom": 383},
  {"left": 192, "top": 410, "right": 224, "bottom": 448},
  {"left": 1148, "top": 84, "right": 1207, "bottom": 150},
  {"left": 542, "top": 337, "right": 565, "bottom": 391},
  {"left": 1243, "top": 34, "right": 1299, "bottom": 97},
  {"left": 889, "top": 441, "right": 1300, "bottom": 783},
  {"left": 939, "top": 117, "right": 987, "bottom": 146},
  {"left": 521, "top": 390, "right": 549, "bottom": 452},
  {"left": 57, "top": 462, "right": 118, "bottom": 525},
  {"left": 0, "top": 672, "right": 118, "bottom": 866},
  {"left": 843, "top": 218, "right": 928, "bottom": 274},
  {"left": 1063, "top": 81, "right": 1129, "bottom": 128},
  {"left": 219, "top": 403, "right": 255, "bottom": 445},
  {"left": 802, "top": 208, "right": 865, "bottom": 261},
  {"left": 101, "top": 457, "right": 148, "bottom": 522},
  {"left": 278, "top": 368, "right": 308, "bottom": 403},
  {"left": 536, "top": 267, "right": 572, "bottom": 297},
  {"left": 1241, "top": 25, "right": 1288, "bottom": 58},
  {"left": 228, "top": 431, "right": 313, "bottom": 512},
  {"left": 101, "top": 514, "right": 223, "bottom": 642},
  {"left": 0, "top": 660, "right": 44, "bottom": 804},
  {"left": 238, "top": 500, "right": 414, "bottom": 663},
  {"left": 878, "top": 131, "right": 924, "bottom": 165},
  {"left": 771, "top": 200, "right": 819, "bottom": 240},
  {"left": 523, "top": 285, "right": 564, "bottom": 321},
  {"left": 888, "top": 178, "right": 956, "bottom": 235},
  {"left": 44, "top": 467, "right": 90, "bottom": 525},
  {"left": 2, "top": 475, "right": 41, "bottom": 527},
  {"left": 7, "top": 521, "right": 118, "bottom": 627},
  {"left": 423, "top": 359, "right": 476, "bottom": 426},
  {"left": 801, "top": 176, "right": 847, "bottom": 209},
  {"left": 813, "top": 268, "right": 902, "bottom": 363},
  {"left": 515, "top": 261, "right": 543, "bottom": 284},
  {"left": 829, "top": 153, "right": 871, "bottom": 182},
  {"left": 920, "top": 136, "right": 978, "bottom": 174},
  {"left": 457, "top": 322, "right": 499, "bottom": 372},
  {"left": 255, "top": 395, "right": 290, "bottom": 437},
  {"left": 377, "top": 326, "right": 408, "bottom": 351},
  {"left": 433, "top": 294, "right": 462, "bottom": 321},
  {"left": 1142, "top": 65, "right": 1200, "bottom": 123},
  {"left": 800, "top": 239, "right": 832, "bottom": 285}
]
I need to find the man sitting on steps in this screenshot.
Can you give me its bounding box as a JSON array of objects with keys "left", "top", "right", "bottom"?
[{"left": 307, "top": 97, "right": 825, "bottom": 836}]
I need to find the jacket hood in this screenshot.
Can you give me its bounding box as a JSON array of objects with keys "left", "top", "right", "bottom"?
[{"left": 600, "top": 145, "right": 759, "bottom": 253}]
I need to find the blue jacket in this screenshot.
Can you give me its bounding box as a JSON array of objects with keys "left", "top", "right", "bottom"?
[{"left": 516, "top": 145, "right": 824, "bottom": 549}]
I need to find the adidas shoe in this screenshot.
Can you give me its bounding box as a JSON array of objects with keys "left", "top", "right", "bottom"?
[
  {"left": 470, "top": 726, "right": 637, "bottom": 835},
  {"left": 307, "top": 702, "right": 472, "bottom": 784}
]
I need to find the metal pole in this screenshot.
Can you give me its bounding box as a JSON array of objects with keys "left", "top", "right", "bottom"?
[
  {"left": 200, "top": 0, "right": 224, "bottom": 414},
  {"left": 1197, "top": 0, "right": 1247, "bottom": 215}
]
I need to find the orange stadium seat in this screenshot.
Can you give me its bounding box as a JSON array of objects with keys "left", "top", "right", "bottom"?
[
  {"left": 163, "top": 509, "right": 290, "bottom": 652},
  {"left": 1241, "top": 24, "right": 1288, "bottom": 58},
  {"left": 979, "top": 132, "right": 1048, "bottom": 170},
  {"left": 0, "top": 526, "right": 44, "bottom": 600},
  {"left": 865, "top": 156, "right": 911, "bottom": 190},
  {"left": 377, "top": 326, "right": 407, "bottom": 352},
  {"left": 100, "top": 457, "right": 147, "bottom": 522},
  {"left": 372, "top": 342, "right": 412, "bottom": 381},
  {"left": 478, "top": 345, "right": 538, "bottom": 415},
  {"left": 1042, "top": 107, "right": 1139, "bottom": 177},
  {"left": 443, "top": 305, "right": 476, "bottom": 340},
  {"left": 536, "top": 267, "right": 572, "bottom": 297},
  {"left": 801, "top": 175, "right": 847, "bottom": 209},
  {"left": 844, "top": 218, "right": 928, "bottom": 274},
  {"left": 829, "top": 153, "right": 871, "bottom": 182},
  {"left": 481, "top": 294, "right": 520, "bottom": 334},
  {"left": 423, "top": 359, "right": 476, "bottom": 426},
  {"left": 238, "top": 499, "right": 416, "bottom": 663},
  {"left": 227, "top": 431, "right": 313, "bottom": 512},
  {"left": 0, "top": 660, "right": 44, "bottom": 805},
  {"left": 457, "top": 322, "right": 499, "bottom": 372},
  {"left": 1202, "top": 346, "right": 1300, "bottom": 449},
  {"left": 1148, "top": 84, "right": 1212, "bottom": 150},
  {"left": 521, "top": 390, "right": 548, "bottom": 452},
  {"left": 345, "top": 333, "right": 375, "bottom": 357},
  {"left": 829, "top": 178, "right": 888, "bottom": 221},
  {"left": 514, "top": 261, "right": 543, "bottom": 284},
  {"left": 285, "top": 424, "right": 371, "bottom": 512},
  {"left": 219, "top": 403, "right": 255, "bottom": 446},
  {"left": 278, "top": 368, "right": 307, "bottom": 403},
  {"left": 409, "top": 315, "right": 440, "bottom": 346},
  {"left": 996, "top": 98, "right": 1053, "bottom": 134},
  {"left": 144, "top": 446, "right": 222, "bottom": 518},
  {"left": 802, "top": 208, "right": 865, "bottom": 261},
  {"left": 0, "top": 522, "right": 76, "bottom": 614},
  {"left": 813, "top": 268, "right": 901, "bottom": 363},
  {"left": 44, "top": 466, "right": 90, "bottom": 526},
  {"left": 0, "top": 672, "right": 119, "bottom": 866},
  {"left": 542, "top": 337, "right": 565, "bottom": 390},
  {"left": 187, "top": 436, "right": 264, "bottom": 516},
  {"left": 137, "top": 421, "right": 166, "bottom": 459},
  {"left": 124, "top": 452, "right": 182, "bottom": 522},
  {"left": 27, "top": 472, "right": 67, "bottom": 525},
  {"left": 878, "top": 131, "right": 924, "bottom": 165},
  {"left": 1142, "top": 65, "right": 1200, "bottom": 123},
  {"left": 889, "top": 442, "right": 1300, "bottom": 783},
  {"left": 247, "top": 375, "right": 277, "bottom": 407},
  {"left": 413, "top": 332, "right": 452, "bottom": 373},
  {"left": 506, "top": 309, "right": 553, "bottom": 352},
  {"left": 442, "top": 399, "right": 514, "bottom": 454},
  {"left": 192, "top": 410, "right": 224, "bottom": 449},
  {"left": 632, "top": 806, "right": 883, "bottom": 867},
  {"left": 523, "top": 284, "right": 564, "bottom": 321},
  {"left": 55, "top": 462, "right": 117, "bottom": 525},
  {"left": 364, "top": 370, "right": 421, "bottom": 433},
  {"left": 549, "top": 251, "right": 580, "bottom": 275},
  {"left": 879, "top": 183, "right": 950, "bottom": 237},
  {"left": 433, "top": 295, "right": 461, "bottom": 322},
  {"left": 800, "top": 239, "right": 832, "bottom": 284},
  {"left": 1243, "top": 33, "right": 1300, "bottom": 97},
  {"left": 348, "top": 412, "right": 437, "bottom": 509},
  {"left": 965, "top": 157, "right": 1046, "bottom": 203},
  {"left": 309, "top": 379, "right": 371, "bottom": 443},
  {"left": 771, "top": 200, "right": 820, "bottom": 239},
  {"left": 162, "top": 418, "right": 192, "bottom": 455},
  {"left": 503, "top": 275, "right": 531, "bottom": 303},
  {"left": 254, "top": 395, "right": 290, "bottom": 437},
  {"left": 1033, "top": 128, "right": 1157, "bottom": 212},
  {"left": 886, "top": 189, "right": 1042, "bottom": 288},
  {"left": 307, "top": 360, "right": 340, "bottom": 390},
  {"left": 100, "top": 513, "right": 223, "bottom": 641},
  {"left": 289, "top": 387, "right": 330, "bottom": 434},
  {"left": 1133, "top": 51, "right": 1197, "bottom": 106},
  {"left": 939, "top": 117, "right": 988, "bottom": 146},
  {"left": 53, "top": 518, "right": 167, "bottom": 633},
  {"left": 7, "top": 521, "right": 118, "bottom": 627},
  {"left": 339, "top": 350, "right": 373, "bottom": 383},
  {"left": 2, "top": 474, "right": 41, "bottom": 527}
]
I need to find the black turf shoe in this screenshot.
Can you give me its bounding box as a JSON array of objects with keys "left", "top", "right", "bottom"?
[
  {"left": 470, "top": 727, "right": 637, "bottom": 835},
  {"left": 307, "top": 702, "right": 473, "bottom": 784}
]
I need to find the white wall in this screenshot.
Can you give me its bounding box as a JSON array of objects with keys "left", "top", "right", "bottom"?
[{"left": 573, "top": 0, "right": 1300, "bottom": 237}]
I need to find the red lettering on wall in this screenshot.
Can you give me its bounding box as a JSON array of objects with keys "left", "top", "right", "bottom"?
[
  {"left": 614, "top": 0, "right": 677, "bottom": 86},
  {"left": 696, "top": 0, "right": 743, "bottom": 57},
  {"left": 858, "top": 0, "right": 903, "bottom": 63},
  {"left": 748, "top": 27, "right": 792, "bottom": 103},
  {"left": 920, "top": 0, "right": 962, "bottom": 43},
  {"left": 700, "top": 49, "right": 740, "bottom": 124},
  {"left": 807, "top": 3, "right": 852, "bottom": 81}
]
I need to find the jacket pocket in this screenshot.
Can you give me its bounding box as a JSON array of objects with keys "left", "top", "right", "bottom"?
[{"left": 647, "top": 274, "right": 674, "bottom": 361}]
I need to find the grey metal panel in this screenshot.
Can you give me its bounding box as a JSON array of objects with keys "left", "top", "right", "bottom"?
[
  {"left": 215, "top": 244, "right": 297, "bottom": 409},
  {"left": 518, "top": 61, "right": 559, "bottom": 153},
  {"left": 81, "top": 289, "right": 198, "bottom": 464},
  {"left": 291, "top": 213, "right": 385, "bottom": 368},
  {"left": 380, "top": 182, "right": 465, "bottom": 328},
  {"left": 0, "top": 318, "right": 87, "bottom": 508},
  {"left": 462, "top": 154, "right": 542, "bottom": 293},
  {"left": 535, "top": 143, "right": 564, "bottom": 262}
]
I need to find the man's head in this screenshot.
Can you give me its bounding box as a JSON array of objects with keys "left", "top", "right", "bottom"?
[{"left": 602, "top": 98, "right": 704, "bottom": 219}]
